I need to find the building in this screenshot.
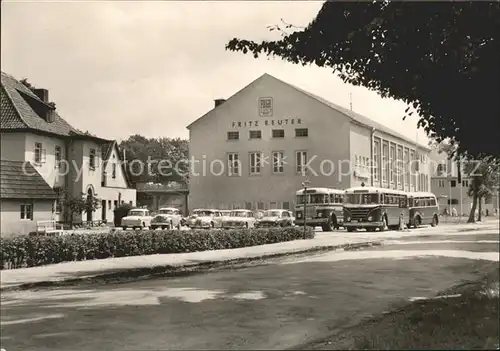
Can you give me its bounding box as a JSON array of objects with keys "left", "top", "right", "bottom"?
[
  {"left": 0, "top": 71, "right": 136, "bottom": 236},
  {"left": 187, "top": 73, "right": 432, "bottom": 211},
  {"left": 430, "top": 148, "right": 499, "bottom": 215}
]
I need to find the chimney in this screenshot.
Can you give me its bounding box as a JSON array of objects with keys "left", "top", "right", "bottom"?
[
  {"left": 214, "top": 99, "right": 226, "bottom": 108},
  {"left": 34, "top": 88, "right": 49, "bottom": 103}
]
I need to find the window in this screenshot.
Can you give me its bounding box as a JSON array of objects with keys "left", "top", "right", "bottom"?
[
  {"left": 397, "top": 146, "right": 403, "bottom": 188},
  {"left": 410, "top": 150, "right": 417, "bottom": 191},
  {"left": 249, "top": 130, "right": 261, "bottom": 139},
  {"left": 447, "top": 199, "right": 459, "bottom": 205},
  {"left": 437, "top": 163, "right": 447, "bottom": 176},
  {"left": 438, "top": 179, "right": 445, "bottom": 187},
  {"left": 89, "top": 148, "right": 96, "bottom": 169},
  {"left": 382, "top": 142, "right": 389, "bottom": 184},
  {"left": 462, "top": 180, "right": 469, "bottom": 187},
  {"left": 34, "top": 142, "right": 46, "bottom": 163},
  {"left": 390, "top": 144, "right": 396, "bottom": 184},
  {"left": 295, "top": 128, "right": 308, "bottom": 137},
  {"left": 112, "top": 163, "right": 117, "bottom": 178},
  {"left": 272, "top": 129, "right": 285, "bottom": 138},
  {"left": 227, "top": 131, "right": 239, "bottom": 140},
  {"left": 404, "top": 149, "right": 410, "bottom": 189},
  {"left": 249, "top": 152, "right": 262, "bottom": 175},
  {"left": 257, "top": 202, "right": 264, "bottom": 210},
  {"left": 259, "top": 97, "right": 273, "bottom": 117},
  {"left": 373, "top": 139, "right": 380, "bottom": 181},
  {"left": 108, "top": 200, "right": 112, "bottom": 210},
  {"left": 272, "top": 151, "right": 284, "bottom": 174},
  {"left": 228, "top": 153, "right": 240, "bottom": 176},
  {"left": 451, "top": 180, "right": 457, "bottom": 187},
  {"left": 296, "top": 151, "right": 307, "bottom": 174},
  {"left": 270, "top": 201, "right": 277, "bottom": 209},
  {"left": 114, "top": 200, "right": 118, "bottom": 208},
  {"left": 282, "top": 202, "right": 290, "bottom": 210},
  {"left": 20, "top": 204, "right": 33, "bottom": 220},
  {"left": 55, "top": 145, "right": 62, "bottom": 167},
  {"left": 245, "top": 202, "right": 252, "bottom": 210}
]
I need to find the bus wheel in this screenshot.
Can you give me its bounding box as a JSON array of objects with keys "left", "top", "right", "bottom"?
[
  {"left": 347, "top": 227, "right": 355, "bottom": 232},
  {"left": 415, "top": 216, "right": 422, "bottom": 228},
  {"left": 431, "top": 215, "right": 438, "bottom": 227},
  {"left": 322, "top": 216, "right": 336, "bottom": 232}
]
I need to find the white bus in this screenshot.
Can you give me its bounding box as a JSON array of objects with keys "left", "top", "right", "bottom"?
[
  {"left": 343, "top": 185, "right": 409, "bottom": 232},
  {"left": 295, "top": 187, "right": 345, "bottom": 231}
]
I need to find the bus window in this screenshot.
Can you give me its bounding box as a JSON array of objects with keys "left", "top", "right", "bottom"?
[
  {"left": 297, "top": 195, "right": 306, "bottom": 204},
  {"left": 414, "top": 198, "right": 420, "bottom": 206},
  {"left": 430, "top": 197, "right": 437, "bottom": 206},
  {"left": 399, "top": 197, "right": 407, "bottom": 208},
  {"left": 330, "top": 194, "right": 335, "bottom": 203},
  {"left": 362, "top": 194, "right": 379, "bottom": 205},
  {"left": 337, "top": 194, "right": 343, "bottom": 203},
  {"left": 324, "top": 194, "right": 329, "bottom": 204}
]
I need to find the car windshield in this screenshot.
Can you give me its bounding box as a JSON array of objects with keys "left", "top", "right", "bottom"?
[
  {"left": 263, "top": 211, "right": 281, "bottom": 217},
  {"left": 128, "top": 210, "right": 144, "bottom": 216},
  {"left": 159, "top": 209, "right": 174, "bottom": 214},
  {"left": 192, "top": 210, "right": 213, "bottom": 216},
  {"left": 231, "top": 211, "right": 251, "bottom": 217},
  {"left": 344, "top": 193, "right": 380, "bottom": 205}
]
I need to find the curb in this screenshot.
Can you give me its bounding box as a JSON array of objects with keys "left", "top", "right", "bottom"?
[{"left": 0, "top": 241, "right": 381, "bottom": 293}]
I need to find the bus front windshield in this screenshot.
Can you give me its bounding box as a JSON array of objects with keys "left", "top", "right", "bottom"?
[
  {"left": 296, "top": 194, "right": 329, "bottom": 204},
  {"left": 344, "top": 193, "right": 380, "bottom": 205}
]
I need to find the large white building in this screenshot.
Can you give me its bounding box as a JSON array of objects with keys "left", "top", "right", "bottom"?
[
  {"left": 0, "top": 71, "right": 136, "bottom": 236},
  {"left": 187, "top": 73, "right": 432, "bottom": 211}
]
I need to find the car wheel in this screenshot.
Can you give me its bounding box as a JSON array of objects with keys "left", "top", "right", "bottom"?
[
  {"left": 415, "top": 216, "right": 422, "bottom": 228},
  {"left": 245, "top": 222, "right": 249, "bottom": 229},
  {"left": 210, "top": 222, "right": 215, "bottom": 229},
  {"left": 347, "top": 227, "right": 355, "bottom": 232},
  {"left": 431, "top": 215, "right": 438, "bottom": 227},
  {"left": 151, "top": 225, "right": 158, "bottom": 230}
]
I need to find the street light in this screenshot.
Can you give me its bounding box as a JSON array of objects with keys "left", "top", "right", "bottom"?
[{"left": 301, "top": 177, "right": 311, "bottom": 235}]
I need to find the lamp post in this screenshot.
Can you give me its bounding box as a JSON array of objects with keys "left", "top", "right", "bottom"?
[{"left": 302, "top": 177, "right": 311, "bottom": 235}]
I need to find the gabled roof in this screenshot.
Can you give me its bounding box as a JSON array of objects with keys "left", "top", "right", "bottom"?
[
  {"left": 1, "top": 72, "right": 108, "bottom": 142},
  {"left": 0, "top": 160, "right": 58, "bottom": 200},
  {"left": 100, "top": 140, "right": 133, "bottom": 188},
  {"left": 188, "top": 73, "right": 430, "bottom": 150}
]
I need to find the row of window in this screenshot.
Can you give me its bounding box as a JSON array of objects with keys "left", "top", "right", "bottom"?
[
  {"left": 228, "top": 151, "right": 308, "bottom": 176},
  {"left": 33, "top": 142, "right": 117, "bottom": 178},
  {"left": 437, "top": 179, "right": 469, "bottom": 188},
  {"left": 226, "top": 201, "right": 291, "bottom": 210},
  {"left": 411, "top": 197, "right": 438, "bottom": 207},
  {"left": 227, "top": 128, "right": 308, "bottom": 141}
]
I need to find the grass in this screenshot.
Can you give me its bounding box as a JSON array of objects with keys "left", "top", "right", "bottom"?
[{"left": 307, "top": 267, "right": 499, "bottom": 350}]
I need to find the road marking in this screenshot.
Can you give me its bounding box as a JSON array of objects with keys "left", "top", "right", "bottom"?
[{"left": 1, "top": 313, "right": 64, "bottom": 326}]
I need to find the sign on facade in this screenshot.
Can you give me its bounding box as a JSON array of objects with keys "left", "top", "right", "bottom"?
[{"left": 259, "top": 97, "right": 273, "bottom": 117}]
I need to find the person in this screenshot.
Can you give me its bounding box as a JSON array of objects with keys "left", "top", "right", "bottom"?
[
  {"left": 452, "top": 207, "right": 458, "bottom": 217},
  {"left": 398, "top": 212, "right": 406, "bottom": 231},
  {"left": 486, "top": 209, "right": 489, "bottom": 217}
]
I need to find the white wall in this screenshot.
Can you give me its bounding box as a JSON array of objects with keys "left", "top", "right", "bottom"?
[
  {"left": 0, "top": 199, "right": 54, "bottom": 237},
  {"left": 25, "top": 132, "right": 66, "bottom": 188}
]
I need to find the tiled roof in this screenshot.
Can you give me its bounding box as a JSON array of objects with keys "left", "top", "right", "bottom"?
[
  {"left": 1, "top": 72, "right": 82, "bottom": 137},
  {"left": 0, "top": 160, "right": 58, "bottom": 200}
]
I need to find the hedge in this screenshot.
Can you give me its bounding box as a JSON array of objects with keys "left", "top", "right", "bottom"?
[{"left": 0, "top": 227, "right": 314, "bottom": 270}]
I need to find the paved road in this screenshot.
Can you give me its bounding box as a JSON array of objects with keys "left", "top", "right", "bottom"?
[{"left": 1, "top": 226, "right": 498, "bottom": 351}]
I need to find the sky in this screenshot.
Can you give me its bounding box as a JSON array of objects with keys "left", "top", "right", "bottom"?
[{"left": 1, "top": 0, "right": 428, "bottom": 144}]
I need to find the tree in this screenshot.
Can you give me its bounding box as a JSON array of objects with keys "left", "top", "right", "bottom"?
[
  {"left": 465, "top": 157, "right": 500, "bottom": 223},
  {"left": 62, "top": 191, "right": 101, "bottom": 227},
  {"left": 119, "top": 135, "right": 189, "bottom": 185},
  {"left": 226, "top": 1, "right": 500, "bottom": 157}
]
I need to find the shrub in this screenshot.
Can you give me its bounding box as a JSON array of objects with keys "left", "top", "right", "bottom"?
[
  {"left": 0, "top": 227, "right": 314, "bottom": 270},
  {"left": 113, "top": 203, "right": 133, "bottom": 227}
]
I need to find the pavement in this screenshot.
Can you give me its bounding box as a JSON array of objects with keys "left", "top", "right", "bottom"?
[
  {"left": 1, "top": 219, "right": 498, "bottom": 292},
  {"left": 0, "top": 221, "right": 498, "bottom": 351}
]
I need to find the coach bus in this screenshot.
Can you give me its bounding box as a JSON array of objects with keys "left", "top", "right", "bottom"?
[
  {"left": 343, "top": 185, "right": 409, "bottom": 232},
  {"left": 407, "top": 192, "right": 440, "bottom": 228},
  {"left": 295, "top": 187, "right": 345, "bottom": 231}
]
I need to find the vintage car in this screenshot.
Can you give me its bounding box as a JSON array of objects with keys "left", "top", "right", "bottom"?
[
  {"left": 150, "top": 207, "right": 182, "bottom": 230},
  {"left": 222, "top": 209, "right": 256, "bottom": 229},
  {"left": 121, "top": 208, "right": 153, "bottom": 230},
  {"left": 220, "top": 210, "right": 232, "bottom": 220},
  {"left": 186, "top": 209, "right": 223, "bottom": 229},
  {"left": 254, "top": 209, "right": 294, "bottom": 228}
]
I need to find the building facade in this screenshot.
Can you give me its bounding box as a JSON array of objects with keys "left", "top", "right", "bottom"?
[
  {"left": 187, "top": 73, "right": 432, "bottom": 211},
  {"left": 1, "top": 71, "right": 136, "bottom": 236}
]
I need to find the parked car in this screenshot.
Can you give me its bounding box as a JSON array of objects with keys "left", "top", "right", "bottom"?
[
  {"left": 151, "top": 207, "right": 182, "bottom": 230},
  {"left": 121, "top": 208, "right": 153, "bottom": 230},
  {"left": 254, "top": 209, "right": 294, "bottom": 228},
  {"left": 186, "top": 209, "right": 223, "bottom": 229},
  {"left": 222, "top": 209, "right": 256, "bottom": 229},
  {"left": 220, "top": 210, "right": 232, "bottom": 221}
]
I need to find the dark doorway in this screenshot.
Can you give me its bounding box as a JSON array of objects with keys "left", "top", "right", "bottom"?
[
  {"left": 86, "top": 188, "right": 93, "bottom": 222},
  {"left": 101, "top": 200, "right": 106, "bottom": 221}
]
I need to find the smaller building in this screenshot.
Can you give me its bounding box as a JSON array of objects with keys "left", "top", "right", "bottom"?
[
  {"left": 136, "top": 182, "right": 189, "bottom": 216},
  {"left": 0, "top": 160, "right": 59, "bottom": 235}
]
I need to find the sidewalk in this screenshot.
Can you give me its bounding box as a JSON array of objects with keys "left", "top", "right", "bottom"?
[
  {"left": 0, "top": 233, "right": 381, "bottom": 292},
  {"left": 1, "top": 219, "right": 497, "bottom": 292}
]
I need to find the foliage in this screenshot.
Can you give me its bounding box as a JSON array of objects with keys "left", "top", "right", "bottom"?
[
  {"left": 119, "top": 134, "right": 189, "bottom": 185},
  {"left": 0, "top": 227, "right": 315, "bottom": 270},
  {"left": 464, "top": 156, "right": 500, "bottom": 222},
  {"left": 63, "top": 191, "right": 101, "bottom": 226},
  {"left": 113, "top": 203, "right": 134, "bottom": 227},
  {"left": 226, "top": 2, "right": 500, "bottom": 157}
]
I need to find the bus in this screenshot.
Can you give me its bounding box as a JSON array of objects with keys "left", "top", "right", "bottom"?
[
  {"left": 407, "top": 192, "right": 439, "bottom": 228},
  {"left": 343, "top": 185, "right": 409, "bottom": 232},
  {"left": 295, "top": 187, "right": 344, "bottom": 231}
]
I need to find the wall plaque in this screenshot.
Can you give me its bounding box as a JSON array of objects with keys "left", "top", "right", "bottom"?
[{"left": 259, "top": 97, "right": 273, "bottom": 117}]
